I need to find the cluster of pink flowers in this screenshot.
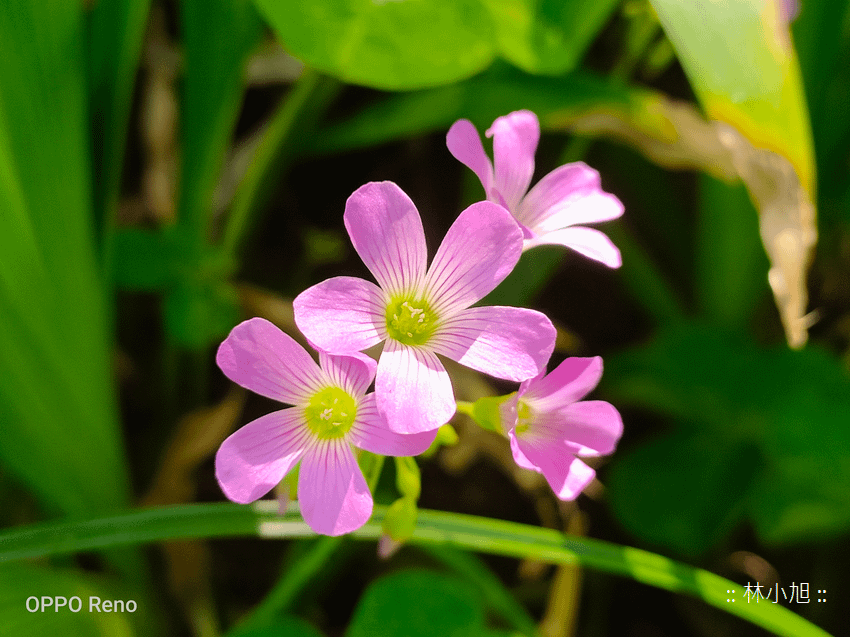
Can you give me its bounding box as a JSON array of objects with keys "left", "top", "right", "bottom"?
[{"left": 215, "top": 110, "right": 624, "bottom": 535}]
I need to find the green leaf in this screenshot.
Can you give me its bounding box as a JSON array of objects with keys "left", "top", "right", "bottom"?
[
  {"left": 310, "top": 70, "right": 634, "bottom": 155},
  {"left": 0, "top": 564, "right": 137, "bottom": 637},
  {"left": 178, "top": 0, "right": 263, "bottom": 235},
  {"left": 420, "top": 545, "right": 539, "bottom": 637},
  {"left": 609, "top": 430, "right": 761, "bottom": 556},
  {"left": 648, "top": 0, "right": 817, "bottom": 347},
  {"left": 0, "top": 0, "right": 131, "bottom": 516},
  {"left": 606, "top": 323, "right": 850, "bottom": 547},
  {"left": 0, "top": 503, "right": 833, "bottom": 637},
  {"left": 648, "top": 0, "right": 814, "bottom": 192},
  {"left": 252, "top": 0, "right": 496, "bottom": 90},
  {"left": 87, "top": 0, "right": 152, "bottom": 253},
  {"left": 695, "top": 176, "right": 770, "bottom": 330},
  {"left": 481, "top": 0, "right": 620, "bottom": 75},
  {"left": 346, "top": 571, "right": 483, "bottom": 637}
]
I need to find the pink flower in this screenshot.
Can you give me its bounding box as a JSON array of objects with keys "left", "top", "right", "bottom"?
[
  {"left": 501, "top": 356, "right": 623, "bottom": 500},
  {"left": 215, "top": 318, "right": 436, "bottom": 536},
  {"left": 294, "top": 181, "right": 556, "bottom": 435},
  {"left": 446, "top": 110, "right": 624, "bottom": 267}
]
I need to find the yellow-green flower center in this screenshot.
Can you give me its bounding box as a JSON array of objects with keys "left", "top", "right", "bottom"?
[
  {"left": 514, "top": 400, "right": 534, "bottom": 437},
  {"left": 303, "top": 387, "right": 357, "bottom": 439},
  {"left": 385, "top": 297, "right": 438, "bottom": 346}
]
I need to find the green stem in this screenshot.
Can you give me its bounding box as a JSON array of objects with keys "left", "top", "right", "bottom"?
[
  {"left": 455, "top": 401, "right": 474, "bottom": 417},
  {"left": 239, "top": 535, "right": 344, "bottom": 631},
  {"left": 0, "top": 503, "right": 832, "bottom": 637},
  {"left": 238, "top": 455, "right": 383, "bottom": 631},
  {"left": 220, "top": 69, "right": 340, "bottom": 260}
]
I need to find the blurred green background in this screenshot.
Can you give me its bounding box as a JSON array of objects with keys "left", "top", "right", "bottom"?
[{"left": 1, "top": 0, "right": 849, "bottom": 635}]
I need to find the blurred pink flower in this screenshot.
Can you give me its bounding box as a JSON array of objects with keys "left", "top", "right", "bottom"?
[
  {"left": 781, "top": 0, "right": 800, "bottom": 23},
  {"left": 215, "top": 317, "right": 435, "bottom": 536},
  {"left": 447, "top": 110, "right": 624, "bottom": 267},
  {"left": 501, "top": 356, "right": 623, "bottom": 500},
  {"left": 294, "top": 181, "right": 556, "bottom": 434}
]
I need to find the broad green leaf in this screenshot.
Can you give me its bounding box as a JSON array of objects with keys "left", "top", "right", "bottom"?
[
  {"left": 648, "top": 0, "right": 817, "bottom": 347},
  {"left": 606, "top": 323, "right": 850, "bottom": 548},
  {"left": 346, "top": 571, "right": 483, "bottom": 637},
  {"left": 0, "top": 0, "right": 131, "bottom": 516},
  {"left": 252, "top": 0, "right": 496, "bottom": 90},
  {"left": 87, "top": 0, "right": 152, "bottom": 250},
  {"left": 608, "top": 430, "right": 761, "bottom": 556},
  {"left": 481, "top": 0, "right": 620, "bottom": 75},
  {"left": 0, "top": 564, "right": 137, "bottom": 637},
  {"left": 178, "top": 0, "right": 263, "bottom": 235}
]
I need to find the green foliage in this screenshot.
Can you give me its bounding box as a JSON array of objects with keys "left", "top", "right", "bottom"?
[
  {"left": 481, "top": 0, "right": 620, "bottom": 75},
  {"left": 649, "top": 0, "right": 814, "bottom": 192},
  {"left": 310, "top": 69, "right": 635, "bottom": 154},
  {"left": 87, "top": 0, "right": 152, "bottom": 246},
  {"left": 252, "top": 0, "right": 496, "bottom": 90},
  {"left": 0, "top": 564, "right": 138, "bottom": 637},
  {"left": 346, "top": 571, "right": 486, "bottom": 637},
  {"left": 695, "top": 176, "right": 770, "bottom": 331},
  {"left": 606, "top": 323, "right": 850, "bottom": 553},
  {"left": 0, "top": 0, "right": 130, "bottom": 517},
  {"left": 178, "top": 0, "right": 263, "bottom": 235},
  {"left": 0, "top": 502, "right": 833, "bottom": 637}
]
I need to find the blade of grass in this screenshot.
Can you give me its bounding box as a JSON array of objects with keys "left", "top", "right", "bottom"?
[
  {"left": 0, "top": 503, "right": 833, "bottom": 637},
  {"left": 177, "top": 0, "right": 262, "bottom": 240},
  {"left": 221, "top": 69, "right": 340, "bottom": 260},
  {"left": 87, "top": 0, "right": 152, "bottom": 270}
]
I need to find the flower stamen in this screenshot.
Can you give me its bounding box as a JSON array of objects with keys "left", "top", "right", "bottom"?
[
  {"left": 304, "top": 387, "right": 357, "bottom": 439},
  {"left": 385, "top": 297, "right": 438, "bottom": 346}
]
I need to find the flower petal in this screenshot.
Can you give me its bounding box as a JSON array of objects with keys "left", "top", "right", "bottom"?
[
  {"left": 515, "top": 435, "right": 596, "bottom": 501},
  {"left": 508, "top": 428, "right": 537, "bottom": 471},
  {"left": 446, "top": 119, "right": 494, "bottom": 198},
  {"left": 294, "top": 276, "right": 387, "bottom": 353},
  {"left": 216, "top": 317, "right": 325, "bottom": 404},
  {"left": 320, "top": 351, "right": 377, "bottom": 397},
  {"left": 344, "top": 181, "right": 428, "bottom": 296},
  {"left": 517, "top": 162, "right": 624, "bottom": 233},
  {"left": 521, "top": 356, "right": 603, "bottom": 409},
  {"left": 486, "top": 110, "right": 539, "bottom": 210},
  {"left": 298, "top": 439, "right": 372, "bottom": 536},
  {"left": 349, "top": 393, "right": 438, "bottom": 455},
  {"left": 376, "top": 339, "right": 455, "bottom": 433},
  {"left": 215, "top": 408, "right": 310, "bottom": 504},
  {"left": 536, "top": 401, "right": 623, "bottom": 457},
  {"left": 424, "top": 201, "right": 522, "bottom": 316},
  {"left": 523, "top": 226, "right": 622, "bottom": 268},
  {"left": 430, "top": 306, "right": 555, "bottom": 381}
]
